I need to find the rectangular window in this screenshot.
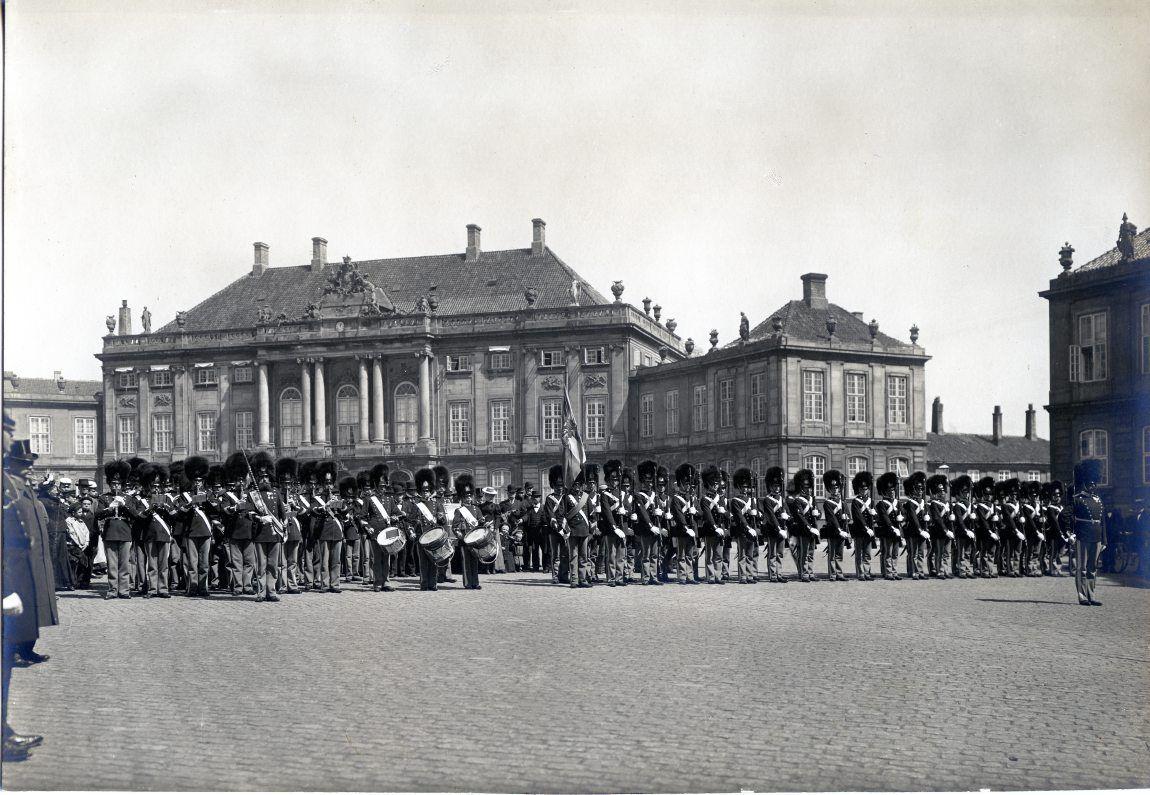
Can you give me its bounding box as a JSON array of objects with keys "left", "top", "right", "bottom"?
[
  {"left": 1079, "top": 429, "right": 1109, "bottom": 486},
  {"left": 28, "top": 417, "right": 51, "bottom": 455},
  {"left": 150, "top": 370, "right": 172, "bottom": 388},
  {"left": 847, "top": 456, "right": 868, "bottom": 477},
  {"left": 117, "top": 415, "right": 136, "bottom": 454},
  {"left": 1027, "top": 470, "right": 1041, "bottom": 482},
  {"left": 446, "top": 355, "right": 472, "bottom": 373},
  {"left": 583, "top": 346, "right": 607, "bottom": 365},
  {"left": 490, "top": 400, "right": 511, "bottom": 444},
  {"left": 196, "top": 412, "right": 217, "bottom": 452},
  {"left": 585, "top": 398, "right": 606, "bottom": 441},
  {"left": 73, "top": 417, "right": 96, "bottom": 456},
  {"left": 719, "top": 378, "right": 734, "bottom": 428},
  {"left": 489, "top": 469, "right": 510, "bottom": 489},
  {"left": 540, "top": 350, "right": 564, "bottom": 369},
  {"left": 117, "top": 371, "right": 138, "bottom": 389},
  {"left": 489, "top": 352, "right": 512, "bottom": 371},
  {"left": 665, "top": 390, "right": 679, "bottom": 435},
  {"left": 802, "top": 370, "right": 825, "bottom": 422},
  {"left": 1077, "top": 312, "right": 1108, "bottom": 382},
  {"left": 805, "top": 455, "right": 827, "bottom": 499},
  {"left": 152, "top": 414, "right": 172, "bottom": 454},
  {"left": 889, "top": 457, "right": 909, "bottom": 478},
  {"left": 449, "top": 402, "right": 471, "bottom": 445},
  {"left": 998, "top": 470, "right": 1011, "bottom": 481},
  {"left": 232, "top": 366, "right": 253, "bottom": 383},
  {"left": 750, "top": 373, "right": 766, "bottom": 424},
  {"left": 193, "top": 367, "right": 218, "bottom": 386},
  {"left": 541, "top": 398, "right": 563, "bottom": 442},
  {"left": 1142, "top": 305, "right": 1150, "bottom": 375},
  {"left": 692, "top": 385, "right": 707, "bottom": 432},
  {"left": 640, "top": 393, "right": 654, "bottom": 438},
  {"left": 846, "top": 373, "right": 867, "bottom": 423},
  {"left": 967, "top": 469, "right": 981, "bottom": 481},
  {"left": 234, "top": 411, "right": 254, "bottom": 450},
  {"left": 887, "top": 375, "right": 908, "bottom": 426}
]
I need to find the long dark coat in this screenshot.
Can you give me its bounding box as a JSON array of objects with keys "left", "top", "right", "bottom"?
[{"left": 4, "top": 473, "right": 59, "bottom": 642}]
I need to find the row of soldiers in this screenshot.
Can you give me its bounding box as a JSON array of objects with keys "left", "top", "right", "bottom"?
[{"left": 84, "top": 452, "right": 1106, "bottom": 598}]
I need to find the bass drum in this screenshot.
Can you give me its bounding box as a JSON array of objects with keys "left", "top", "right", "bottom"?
[
  {"left": 418, "top": 527, "right": 456, "bottom": 566},
  {"left": 463, "top": 524, "right": 499, "bottom": 564}
]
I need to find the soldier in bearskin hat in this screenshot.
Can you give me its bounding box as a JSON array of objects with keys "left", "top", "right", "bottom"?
[
  {"left": 697, "top": 466, "right": 727, "bottom": 584},
  {"left": 1072, "top": 459, "right": 1106, "bottom": 606},
  {"left": 96, "top": 459, "right": 135, "bottom": 599},
  {"left": 949, "top": 475, "right": 977, "bottom": 578},
  {"left": 276, "top": 457, "right": 305, "bottom": 594},
  {"left": 389, "top": 470, "right": 416, "bottom": 578},
  {"left": 849, "top": 471, "right": 877, "bottom": 581},
  {"left": 310, "top": 461, "right": 346, "bottom": 592},
  {"left": 668, "top": 464, "right": 698, "bottom": 586},
  {"left": 729, "top": 468, "right": 759, "bottom": 584},
  {"left": 362, "top": 464, "right": 396, "bottom": 592},
  {"left": 176, "top": 456, "right": 214, "bottom": 597},
  {"left": 619, "top": 466, "right": 639, "bottom": 583},
  {"left": 901, "top": 471, "right": 929, "bottom": 580},
  {"left": 244, "top": 451, "right": 286, "bottom": 602},
  {"left": 631, "top": 461, "right": 661, "bottom": 585},
  {"left": 759, "top": 467, "right": 789, "bottom": 583},
  {"left": 786, "top": 468, "right": 820, "bottom": 582},
  {"left": 544, "top": 464, "right": 569, "bottom": 584},
  {"left": 138, "top": 463, "right": 176, "bottom": 598},
  {"left": 599, "top": 460, "right": 628, "bottom": 587},
  {"left": 821, "top": 470, "right": 851, "bottom": 581},
  {"left": 559, "top": 464, "right": 597, "bottom": 588},
  {"left": 450, "top": 474, "right": 484, "bottom": 590},
  {"left": 409, "top": 467, "right": 448, "bottom": 591},
  {"left": 222, "top": 452, "right": 255, "bottom": 595},
  {"left": 972, "top": 477, "right": 1000, "bottom": 578},
  {"left": 874, "top": 472, "right": 904, "bottom": 581},
  {"left": 997, "top": 478, "right": 1024, "bottom": 577},
  {"left": 1041, "top": 480, "right": 1068, "bottom": 576},
  {"left": 1019, "top": 481, "right": 1046, "bottom": 577}
]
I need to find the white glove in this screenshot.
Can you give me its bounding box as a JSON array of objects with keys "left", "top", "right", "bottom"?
[{"left": 2, "top": 593, "right": 24, "bottom": 616}]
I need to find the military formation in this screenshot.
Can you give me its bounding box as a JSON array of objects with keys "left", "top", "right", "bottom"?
[{"left": 69, "top": 452, "right": 1110, "bottom": 603}]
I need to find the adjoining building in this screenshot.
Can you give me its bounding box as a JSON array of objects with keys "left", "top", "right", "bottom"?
[
  {"left": 1040, "top": 213, "right": 1150, "bottom": 515},
  {"left": 626, "top": 273, "right": 930, "bottom": 497},
  {"left": 3, "top": 370, "right": 104, "bottom": 482},
  {"left": 925, "top": 398, "right": 1050, "bottom": 483}
]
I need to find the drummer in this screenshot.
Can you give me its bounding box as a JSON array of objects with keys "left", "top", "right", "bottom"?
[
  {"left": 451, "top": 474, "right": 484, "bottom": 590},
  {"left": 366, "top": 464, "right": 396, "bottom": 593},
  {"left": 409, "top": 468, "right": 447, "bottom": 592}
]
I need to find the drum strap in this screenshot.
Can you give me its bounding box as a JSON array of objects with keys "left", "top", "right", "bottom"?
[
  {"left": 457, "top": 505, "right": 479, "bottom": 528},
  {"left": 416, "top": 500, "right": 437, "bottom": 524},
  {"left": 369, "top": 495, "right": 390, "bottom": 522}
]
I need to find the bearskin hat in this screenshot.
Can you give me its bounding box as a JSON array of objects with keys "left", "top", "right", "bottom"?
[
  {"left": 356, "top": 470, "right": 371, "bottom": 491},
  {"left": 299, "top": 460, "right": 317, "bottom": 485},
  {"left": 1074, "top": 459, "right": 1103, "bottom": 489},
  {"left": 415, "top": 467, "right": 435, "bottom": 492},
  {"left": 316, "top": 461, "right": 339, "bottom": 485},
  {"left": 183, "top": 456, "right": 209, "bottom": 482},
  {"left": 950, "top": 474, "right": 973, "bottom": 496},
  {"left": 792, "top": 468, "right": 814, "bottom": 492},
  {"left": 168, "top": 460, "right": 185, "bottom": 490},
  {"left": 675, "top": 463, "right": 696, "bottom": 486},
  {"left": 138, "top": 463, "right": 167, "bottom": 490},
  {"left": 926, "top": 474, "right": 949, "bottom": 494},
  {"left": 276, "top": 457, "right": 299, "bottom": 483},
  {"left": 903, "top": 471, "right": 926, "bottom": 494},
  {"left": 822, "top": 469, "right": 844, "bottom": 492},
  {"left": 604, "top": 459, "right": 623, "bottom": 481},
  {"left": 976, "top": 476, "right": 996, "bottom": 497},
  {"left": 250, "top": 451, "right": 275, "bottom": 480},
  {"left": 852, "top": 471, "right": 873, "bottom": 495},
  {"left": 702, "top": 465, "right": 722, "bottom": 489},
  {"left": 103, "top": 459, "right": 131, "bottom": 484},
  {"left": 338, "top": 476, "right": 358, "bottom": 497},
  {"left": 433, "top": 464, "right": 451, "bottom": 493},
  {"left": 620, "top": 467, "right": 634, "bottom": 485},
  {"left": 764, "top": 466, "right": 785, "bottom": 489},
  {"left": 1040, "top": 480, "right": 1063, "bottom": 501},
  {"left": 584, "top": 463, "right": 601, "bottom": 484},
  {"left": 206, "top": 464, "right": 226, "bottom": 488},
  {"left": 548, "top": 464, "right": 565, "bottom": 489},
  {"left": 455, "top": 472, "right": 474, "bottom": 499},
  {"left": 993, "top": 480, "right": 1011, "bottom": 500},
  {"left": 733, "top": 467, "right": 754, "bottom": 490},
  {"left": 370, "top": 463, "right": 389, "bottom": 488},
  {"left": 637, "top": 460, "right": 658, "bottom": 485},
  {"left": 125, "top": 457, "right": 148, "bottom": 483},
  {"left": 224, "top": 452, "right": 248, "bottom": 484},
  {"left": 876, "top": 472, "right": 900, "bottom": 495},
  {"left": 656, "top": 465, "right": 670, "bottom": 486},
  {"left": 1003, "top": 477, "right": 1020, "bottom": 495}
]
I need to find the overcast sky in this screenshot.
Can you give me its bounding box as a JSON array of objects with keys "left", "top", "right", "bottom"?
[{"left": 5, "top": 0, "right": 1149, "bottom": 438}]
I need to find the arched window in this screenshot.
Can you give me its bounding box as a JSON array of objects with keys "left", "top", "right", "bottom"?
[
  {"left": 279, "top": 388, "right": 302, "bottom": 448},
  {"left": 888, "top": 457, "right": 910, "bottom": 478},
  {"left": 1079, "top": 429, "right": 1109, "bottom": 486},
  {"left": 804, "top": 454, "right": 827, "bottom": 498},
  {"left": 335, "top": 384, "right": 359, "bottom": 446},
  {"left": 847, "top": 456, "right": 869, "bottom": 478},
  {"left": 394, "top": 382, "right": 418, "bottom": 444},
  {"left": 489, "top": 469, "right": 511, "bottom": 490}
]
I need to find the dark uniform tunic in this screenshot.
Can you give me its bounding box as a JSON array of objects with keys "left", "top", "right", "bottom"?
[
  {"left": 1073, "top": 490, "right": 1105, "bottom": 605},
  {"left": 849, "top": 495, "right": 877, "bottom": 580}
]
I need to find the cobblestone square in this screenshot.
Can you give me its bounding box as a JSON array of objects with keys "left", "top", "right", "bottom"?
[{"left": 4, "top": 569, "right": 1148, "bottom": 792}]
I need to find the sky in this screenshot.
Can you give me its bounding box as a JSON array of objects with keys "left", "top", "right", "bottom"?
[{"left": 5, "top": 0, "right": 1149, "bottom": 439}]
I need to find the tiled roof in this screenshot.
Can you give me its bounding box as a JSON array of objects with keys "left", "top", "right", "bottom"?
[
  {"left": 927, "top": 432, "right": 1050, "bottom": 467},
  {"left": 3, "top": 375, "right": 103, "bottom": 400},
  {"left": 731, "top": 300, "right": 907, "bottom": 348},
  {"left": 158, "top": 248, "right": 610, "bottom": 333},
  {"left": 1075, "top": 225, "right": 1150, "bottom": 274}
]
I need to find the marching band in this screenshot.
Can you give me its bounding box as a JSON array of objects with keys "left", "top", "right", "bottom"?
[{"left": 60, "top": 454, "right": 1108, "bottom": 602}]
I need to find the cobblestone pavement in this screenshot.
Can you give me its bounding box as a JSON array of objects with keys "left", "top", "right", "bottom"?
[{"left": 4, "top": 562, "right": 1149, "bottom": 792}]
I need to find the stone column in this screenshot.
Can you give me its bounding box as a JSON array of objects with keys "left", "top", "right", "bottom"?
[
  {"left": 357, "top": 356, "right": 370, "bottom": 444},
  {"left": 172, "top": 365, "right": 190, "bottom": 456},
  {"left": 257, "top": 362, "right": 271, "bottom": 446},
  {"left": 101, "top": 370, "right": 117, "bottom": 468},
  {"left": 135, "top": 367, "right": 151, "bottom": 454},
  {"left": 314, "top": 358, "right": 327, "bottom": 444},
  {"left": 299, "top": 358, "right": 312, "bottom": 446},
  {"left": 371, "top": 356, "right": 386, "bottom": 443},
  {"left": 417, "top": 348, "right": 432, "bottom": 443}
]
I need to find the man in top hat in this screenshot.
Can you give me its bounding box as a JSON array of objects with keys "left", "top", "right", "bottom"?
[
  {"left": 451, "top": 475, "right": 484, "bottom": 590},
  {"left": 874, "top": 472, "right": 904, "bottom": 581},
  {"left": 409, "top": 468, "right": 448, "bottom": 591},
  {"left": 848, "top": 471, "right": 877, "bottom": 581},
  {"left": 276, "top": 458, "right": 305, "bottom": 594},
  {"left": 926, "top": 474, "right": 954, "bottom": 579},
  {"left": 972, "top": 477, "right": 1000, "bottom": 578},
  {"left": 544, "top": 464, "right": 569, "bottom": 584},
  {"left": 97, "top": 459, "right": 136, "bottom": 599},
  {"left": 1072, "top": 460, "right": 1106, "bottom": 606},
  {"left": 599, "top": 460, "right": 628, "bottom": 587},
  {"left": 519, "top": 485, "right": 549, "bottom": 575},
  {"left": 759, "top": 467, "right": 789, "bottom": 583},
  {"left": 560, "top": 465, "right": 597, "bottom": 588},
  {"left": 729, "top": 468, "right": 759, "bottom": 584},
  {"left": 901, "top": 471, "right": 929, "bottom": 580},
  {"left": 1041, "top": 480, "right": 1068, "bottom": 576},
  {"left": 697, "top": 466, "right": 727, "bottom": 585},
  {"left": 5, "top": 429, "right": 59, "bottom": 652},
  {"left": 787, "top": 469, "right": 821, "bottom": 583},
  {"left": 139, "top": 463, "right": 176, "bottom": 598},
  {"left": 821, "top": 470, "right": 851, "bottom": 581},
  {"left": 949, "top": 475, "right": 977, "bottom": 579},
  {"left": 243, "top": 452, "right": 286, "bottom": 602}
]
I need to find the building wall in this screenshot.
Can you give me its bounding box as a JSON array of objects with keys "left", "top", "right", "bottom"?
[{"left": 4, "top": 377, "right": 103, "bottom": 482}]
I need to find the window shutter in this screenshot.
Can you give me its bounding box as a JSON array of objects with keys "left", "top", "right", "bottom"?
[{"left": 1068, "top": 345, "right": 1080, "bottom": 383}]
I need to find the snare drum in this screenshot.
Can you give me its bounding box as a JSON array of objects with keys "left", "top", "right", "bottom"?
[
  {"left": 418, "top": 527, "right": 456, "bottom": 566},
  {"left": 463, "top": 524, "right": 499, "bottom": 564},
  {"left": 375, "top": 526, "right": 406, "bottom": 554}
]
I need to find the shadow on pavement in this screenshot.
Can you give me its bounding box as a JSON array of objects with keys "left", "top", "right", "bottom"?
[{"left": 976, "top": 598, "right": 1075, "bottom": 606}]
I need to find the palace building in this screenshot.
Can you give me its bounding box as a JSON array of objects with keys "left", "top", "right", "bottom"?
[{"left": 3, "top": 370, "right": 104, "bottom": 482}]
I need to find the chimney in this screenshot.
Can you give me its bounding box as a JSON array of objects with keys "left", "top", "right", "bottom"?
[
  {"left": 851, "top": 311, "right": 864, "bottom": 321},
  {"left": 931, "top": 397, "right": 943, "bottom": 434},
  {"left": 466, "top": 224, "right": 482, "bottom": 261},
  {"left": 801, "top": 273, "right": 828, "bottom": 310},
  {"left": 992, "top": 405, "right": 1003, "bottom": 444},
  {"left": 310, "top": 237, "right": 327, "bottom": 272},
  {"left": 252, "top": 242, "right": 269, "bottom": 276},
  {"left": 118, "top": 300, "right": 132, "bottom": 336},
  {"left": 1025, "top": 404, "right": 1037, "bottom": 440},
  {"left": 531, "top": 218, "right": 546, "bottom": 256}
]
